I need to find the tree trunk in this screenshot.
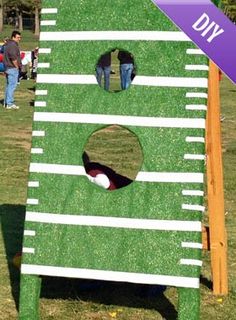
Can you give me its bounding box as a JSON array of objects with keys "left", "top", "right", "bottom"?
[
  {"left": 0, "top": 7, "right": 3, "bottom": 33},
  {"left": 0, "top": 0, "right": 3, "bottom": 33},
  {"left": 15, "top": 7, "right": 19, "bottom": 29},
  {"left": 19, "top": 11, "right": 23, "bottom": 31},
  {"left": 34, "top": 6, "right": 39, "bottom": 36}
]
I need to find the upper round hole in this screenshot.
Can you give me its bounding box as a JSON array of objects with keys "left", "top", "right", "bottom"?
[{"left": 95, "top": 49, "right": 136, "bottom": 93}]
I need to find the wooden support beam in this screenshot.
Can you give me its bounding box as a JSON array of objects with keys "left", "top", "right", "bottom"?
[{"left": 206, "top": 61, "right": 228, "bottom": 295}]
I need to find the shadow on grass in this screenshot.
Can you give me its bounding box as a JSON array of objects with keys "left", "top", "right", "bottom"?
[
  {"left": 200, "top": 275, "right": 213, "bottom": 291},
  {"left": 41, "top": 277, "right": 178, "bottom": 319},
  {"left": 27, "top": 87, "right": 35, "bottom": 92},
  {"left": 0, "top": 204, "right": 177, "bottom": 319},
  {"left": 0, "top": 204, "right": 25, "bottom": 310}
]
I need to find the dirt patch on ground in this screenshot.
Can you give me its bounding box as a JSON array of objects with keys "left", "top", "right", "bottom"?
[{"left": 1, "top": 129, "right": 32, "bottom": 151}]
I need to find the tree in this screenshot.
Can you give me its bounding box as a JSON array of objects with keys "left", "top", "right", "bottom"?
[
  {"left": 19, "top": 0, "right": 41, "bottom": 35},
  {"left": 0, "top": 0, "right": 3, "bottom": 33},
  {"left": 4, "top": 0, "right": 28, "bottom": 31},
  {"left": 0, "top": 0, "right": 7, "bottom": 33},
  {"left": 221, "top": 0, "right": 236, "bottom": 23},
  {"left": 34, "top": 0, "right": 40, "bottom": 36},
  {"left": 2, "top": 0, "right": 41, "bottom": 33},
  {"left": 26, "top": 0, "right": 41, "bottom": 36}
]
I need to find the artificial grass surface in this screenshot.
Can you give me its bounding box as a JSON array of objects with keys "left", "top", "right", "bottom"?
[
  {"left": 34, "top": 84, "right": 207, "bottom": 117},
  {"left": 3, "top": 0, "right": 234, "bottom": 318},
  {"left": 22, "top": 224, "right": 201, "bottom": 278},
  {"left": 40, "top": 1, "right": 178, "bottom": 32},
  {"left": 26, "top": 174, "right": 203, "bottom": 220},
  {"left": 23, "top": 1, "right": 207, "bottom": 309},
  {"left": 0, "top": 44, "right": 235, "bottom": 320},
  {"left": 36, "top": 41, "right": 209, "bottom": 78}
]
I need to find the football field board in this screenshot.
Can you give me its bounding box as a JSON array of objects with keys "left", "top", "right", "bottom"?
[{"left": 19, "top": 1, "right": 209, "bottom": 319}]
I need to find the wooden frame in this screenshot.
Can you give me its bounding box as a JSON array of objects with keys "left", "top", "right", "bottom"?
[{"left": 205, "top": 60, "right": 228, "bottom": 295}]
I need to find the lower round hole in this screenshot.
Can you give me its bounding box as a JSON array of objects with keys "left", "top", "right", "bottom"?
[{"left": 82, "top": 125, "right": 143, "bottom": 191}]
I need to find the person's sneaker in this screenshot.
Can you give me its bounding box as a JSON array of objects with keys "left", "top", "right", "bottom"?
[
  {"left": 220, "top": 115, "right": 225, "bottom": 122},
  {"left": 6, "top": 104, "right": 19, "bottom": 109}
]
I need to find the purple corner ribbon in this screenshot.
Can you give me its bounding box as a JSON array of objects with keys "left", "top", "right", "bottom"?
[{"left": 152, "top": 0, "right": 236, "bottom": 84}]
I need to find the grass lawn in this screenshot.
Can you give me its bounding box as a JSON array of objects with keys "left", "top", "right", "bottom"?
[{"left": 0, "top": 29, "right": 236, "bottom": 319}]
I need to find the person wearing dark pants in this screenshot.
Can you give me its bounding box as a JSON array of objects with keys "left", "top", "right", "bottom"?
[{"left": 96, "top": 52, "right": 112, "bottom": 91}]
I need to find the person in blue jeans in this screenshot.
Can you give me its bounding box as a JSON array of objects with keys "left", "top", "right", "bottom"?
[
  {"left": 118, "top": 50, "right": 134, "bottom": 90},
  {"left": 96, "top": 51, "right": 112, "bottom": 91},
  {"left": 3, "top": 30, "right": 22, "bottom": 109}
]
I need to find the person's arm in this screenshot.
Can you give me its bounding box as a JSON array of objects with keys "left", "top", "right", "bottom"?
[{"left": 12, "top": 59, "right": 19, "bottom": 69}]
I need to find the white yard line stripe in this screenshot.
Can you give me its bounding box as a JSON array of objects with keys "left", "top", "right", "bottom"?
[
  {"left": 35, "top": 90, "right": 48, "bottom": 95},
  {"left": 30, "top": 163, "right": 86, "bottom": 175},
  {"left": 133, "top": 76, "right": 208, "bottom": 88},
  {"left": 186, "top": 92, "right": 208, "bottom": 98},
  {"left": 37, "top": 74, "right": 208, "bottom": 88},
  {"left": 38, "top": 48, "right": 51, "bottom": 54},
  {"left": 185, "top": 105, "right": 207, "bottom": 111},
  {"left": 29, "top": 163, "right": 204, "bottom": 183},
  {"left": 24, "top": 230, "right": 36, "bottom": 236},
  {"left": 27, "top": 199, "right": 39, "bottom": 205},
  {"left": 37, "top": 74, "right": 97, "bottom": 84},
  {"left": 135, "top": 172, "right": 203, "bottom": 183},
  {"left": 31, "top": 148, "right": 43, "bottom": 154},
  {"left": 22, "top": 247, "right": 35, "bottom": 254},
  {"left": 185, "top": 65, "right": 209, "bottom": 71},
  {"left": 182, "top": 204, "right": 205, "bottom": 212},
  {"left": 25, "top": 211, "right": 202, "bottom": 232},
  {"left": 21, "top": 264, "right": 199, "bottom": 288},
  {"left": 184, "top": 154, "right": 205, "bottom": 160},
  {"left": 34, "top": 101, "right": 47, "bottom": 107},
  {"left": 28, "top": 181, "right": 40, "bottom": 188},
  {"left": 186, "top": 49, "right": 205, "bottom": 55},
  {"left": 41, "top": 8, "right": 58, "bottom": 14},
  {"left": 37, "top": 63, "right": 50, "bottom": 68},
  {"left": 182, "top": 190, "right": 204, "bottom": 196},
  {"left": 40, "top": 31, "right": 190, "bottom": 41},
  {"left": 33, "top": 112, "right": 206, "bottom": 129},
  {"left": 180, "top": 259, "right": 202, "bottom": 266},
  {"left": 185, "top": 137, "right": 205, "bottom": 143},
  {"left": 41, "top": 20, "right": 56, "bottom": 26},
  {"left": 181, "top": 242, "right": 203, "bottom": 249},
  {"left": 32, "top": 130, "right": 45, "bottom": 137}
]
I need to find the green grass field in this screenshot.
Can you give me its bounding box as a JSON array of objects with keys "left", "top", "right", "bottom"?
[{"left": 0, "top": 29, "right": 236, "bottom": 319}]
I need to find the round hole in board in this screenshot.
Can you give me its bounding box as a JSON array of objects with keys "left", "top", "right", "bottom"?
[
  {"left": 95, "top": 49, "right": 136, "bottom": 93},
  {"left": 82, "top": 125, "right": 143, "bottom": 191}
]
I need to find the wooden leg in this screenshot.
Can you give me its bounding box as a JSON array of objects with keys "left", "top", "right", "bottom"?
[
  {"left": 206, "top": 61, "right": 228, "bottom": 295},
  {"left": 18, "top": 274, "right": 42, "bottom": 320},
  {"left": 178, "top": 287, "right": 200, "bottom": 320}
]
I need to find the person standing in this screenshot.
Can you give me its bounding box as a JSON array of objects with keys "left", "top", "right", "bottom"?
[
  {"left": 3, "top": 30, "right": 22, "bottom": 109},
  {"left": 31, "top": 47, "right": 39, "bottom": 80},
  {"left": 118, "top": 50, "right": 134, "bottom": 90},
  {"left": 96, "top": 51, "right": 112, "bottom": 91}
]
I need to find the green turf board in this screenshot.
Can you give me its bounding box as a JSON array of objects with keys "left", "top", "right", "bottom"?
[{"left": 19, "top": 1, "right": 209, "bottom": 319}]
